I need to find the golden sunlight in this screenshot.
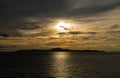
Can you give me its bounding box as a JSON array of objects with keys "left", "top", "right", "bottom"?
[{"left": 56, "top": 22, "right": 71, "bottom": 31}]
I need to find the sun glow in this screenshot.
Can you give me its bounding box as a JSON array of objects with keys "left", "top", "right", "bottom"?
[{"left": 56, "top": 22, "right": 71, "bottom": 31}]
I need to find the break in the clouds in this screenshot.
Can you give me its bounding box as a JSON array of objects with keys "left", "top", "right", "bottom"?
[{"left": 0, "top": 0, "right": 120, "bottom": 52}]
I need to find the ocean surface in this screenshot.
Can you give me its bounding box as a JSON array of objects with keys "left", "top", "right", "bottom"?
[{"left": 0, "top": 52, "right": 120, "bottom": 78}]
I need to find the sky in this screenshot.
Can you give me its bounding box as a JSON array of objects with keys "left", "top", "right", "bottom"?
[{"left": 0, "top": 0, "right": 120, "bottom": 52}]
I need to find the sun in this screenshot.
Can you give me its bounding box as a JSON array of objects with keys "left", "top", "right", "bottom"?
[{"left": 56, "top": 22, "right": 71, "bottom": 31}]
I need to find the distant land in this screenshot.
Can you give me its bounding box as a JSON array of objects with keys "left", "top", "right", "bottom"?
[
  {"left": 15, "top": 48, "right": 106, "bottom": 53},
  {"left": 0, "top": 48, "right": 120, "bottom": 55}
]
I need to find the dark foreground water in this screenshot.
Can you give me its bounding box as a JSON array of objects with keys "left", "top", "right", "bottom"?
[{"left": 0, "top": 52, "right": 120, "bottom": 78}]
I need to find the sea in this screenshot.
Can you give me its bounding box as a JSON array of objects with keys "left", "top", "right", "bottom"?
[{"left": 0, "top": 52, "right": 120, "bottom": 78}]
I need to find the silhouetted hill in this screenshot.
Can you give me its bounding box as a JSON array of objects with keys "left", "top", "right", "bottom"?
[
  {"left": 50, "top": 48, "right": 105, "bottom": 52},
  {"left": 14, "top": 48, "right": 106, "bottom": 53}
]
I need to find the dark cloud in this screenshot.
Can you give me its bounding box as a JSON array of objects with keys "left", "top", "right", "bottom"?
[
  {"left": 0, "top": 33, "right": 9, "bottom": 37},
  {"left": 58, "top": 32, "right": 67, "bottom": 35},
  {"left": 37, "top": 32, "right": 52, "bottom": 36},
  {"left": 80, "top": 36, "right": 99, "bottom": 40},
  {"left": 20, "top": 25, "right": 40, "bottom": 30},
  {"left": 67, "top": 0, "right": 120, "bottom": 17},
  {"left": 25, "top": 31, "right": 53, "bottom": 37},
  {"left": 0, "top": 45, "right": 11, "bottom": 48},
  {"left": 81, "top": 37, "right": 90, "bottom": 40},
  {"left": 89, "top": 24, "right": 120, "bottom": 31},
  {"left": 0, "top": 0, "right": 120, "bottom": 21},
  {"left": 0, "top": 45, "right": 17, "bottom": 50},
  {"left": 69, "top": 35, "right": 100, "bottom": 41},
  {"left": 0, "top": 4, "right": 17, "bottom": 8},
  {"left": 0, "top": 31, "right": 22, "bottom": 37},
  {"left": 0, "top": 46, "right": 6, "bottom": 48},
  {"left": 109, "top": 24, "right": 120, "bottom": 29},
  {"left": 49, "top": 37, "right": 59, "bottom": 39},
  {"left": 0, "top": 0, "right": 67, "bottom": 20},
  {"left": 68, "top": 31, "right": 84, "bottom": 35},
  {"left": 68, "top": 31, "right": 97, "bottom": 35},
  {"left": 106, "top": 31, "right": 120, "bottom": 34},
  {"left": 86, "top": 32, "right": 97, "bottom": 34}
]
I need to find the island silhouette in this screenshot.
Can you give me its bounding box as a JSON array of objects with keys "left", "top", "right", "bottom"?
[{"left": 15, "top": 47, "right": 106, "bottom": 53}]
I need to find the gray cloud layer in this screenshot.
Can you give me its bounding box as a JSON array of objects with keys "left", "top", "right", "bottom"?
[
  {"left": 67, "top": 0, "right": 120, "bottom": 16},
  {"left": 0, "top": 0, "right": 120, "bottom": 20}
]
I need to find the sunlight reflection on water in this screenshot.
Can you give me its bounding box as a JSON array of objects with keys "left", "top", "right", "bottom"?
[
  {"left": 53, "top": 52, "right": 69, "bottom": 59},
  {"left": 50, "top": 52, "right": 71, "bottom": 77}
]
